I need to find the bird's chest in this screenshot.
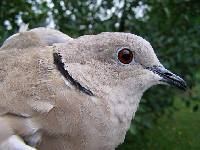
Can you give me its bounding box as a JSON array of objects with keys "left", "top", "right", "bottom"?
[
  {"left": 37, "top": 97, "right": 132, "bottom": 149},
  {"left": 36, "top": 89, "right": 140, "bottom": 149}
]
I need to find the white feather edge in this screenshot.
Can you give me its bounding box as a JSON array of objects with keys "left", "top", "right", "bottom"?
[
  {"left": 0, "top": 135, "right": 37, "bottom": 150},
  {"left": 19, "top": 23, "right": 29, "bottom": 33}
]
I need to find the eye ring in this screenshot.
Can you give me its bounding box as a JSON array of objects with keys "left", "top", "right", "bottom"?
[{"left": 117, "top": 48, "right": 134, "bottom": 64}]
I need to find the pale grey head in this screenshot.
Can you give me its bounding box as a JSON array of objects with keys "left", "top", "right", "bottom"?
[{"left": 54, "top": 32, "right": 186, "bottom": 99}]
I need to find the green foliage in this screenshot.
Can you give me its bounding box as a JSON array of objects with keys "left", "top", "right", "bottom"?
[
  {"left": 0, "top": 0, "right": 48, "bottom": 44},
  {"left": 117, "top": 99, "right": 200, "bottom": 150},
  {"left": 0, "top": 0, "right": 199, "bottom": 149}
]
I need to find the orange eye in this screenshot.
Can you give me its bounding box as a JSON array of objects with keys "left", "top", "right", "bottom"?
[{"left": 117, "top": 48, "right": 133, "bottom": 64}]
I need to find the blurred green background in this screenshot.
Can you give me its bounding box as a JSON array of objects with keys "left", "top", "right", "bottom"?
[{"left": 0, "top": 0, "right": 199, "bottom": 149}]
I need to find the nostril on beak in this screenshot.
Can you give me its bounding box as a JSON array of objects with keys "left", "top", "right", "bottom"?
[{"left": 164, "top": 72, "right": 173, "bottom": 77}]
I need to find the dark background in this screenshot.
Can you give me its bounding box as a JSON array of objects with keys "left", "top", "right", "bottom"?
[{"left": 0, "top": 0, "right": 199, "bottom": 149}]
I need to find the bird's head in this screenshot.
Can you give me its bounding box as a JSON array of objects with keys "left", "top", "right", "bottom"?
[{"left": 53, "top": 32, "right": 186, "bottom": 99}]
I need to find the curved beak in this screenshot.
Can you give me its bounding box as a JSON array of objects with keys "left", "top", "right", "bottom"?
[{"left": 147, "top": 66, "right": 187, "bottom": 90}]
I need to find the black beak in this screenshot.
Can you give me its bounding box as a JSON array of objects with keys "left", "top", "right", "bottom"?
[{"left": 147, "top": 66, "right": 187, "bottom": 90}]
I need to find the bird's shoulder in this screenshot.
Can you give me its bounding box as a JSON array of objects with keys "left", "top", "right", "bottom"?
[{"left": 0, "top": 46, "right": 53, "bottom": 116}]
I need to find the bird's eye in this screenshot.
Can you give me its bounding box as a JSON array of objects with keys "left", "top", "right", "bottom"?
[{"left": 117, "top": 48, "right": 134, "bottom": 64}]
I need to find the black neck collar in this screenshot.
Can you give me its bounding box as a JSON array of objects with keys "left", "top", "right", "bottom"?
[{"left": 53, "top": 53, "right": 94, "bottom": 96}]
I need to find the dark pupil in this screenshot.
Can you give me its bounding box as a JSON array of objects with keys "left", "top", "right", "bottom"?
[
  {"left": 118, "top": 49, "right": 133, "bottom": 64},
  {"left": 122, "top": 50, "right": 131, "bottom": 59}
]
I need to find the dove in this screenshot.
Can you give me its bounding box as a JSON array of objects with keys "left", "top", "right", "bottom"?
[{"left": 0, "top": 27, "right": 186, "bottom": 150}]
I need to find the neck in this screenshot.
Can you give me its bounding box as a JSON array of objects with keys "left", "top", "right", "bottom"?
[
  {"left": 103, "top": 86, "right": 143, "bottom": 145},
  {"left": 107, "top": 86, "right": 143, "bottom": 128}
]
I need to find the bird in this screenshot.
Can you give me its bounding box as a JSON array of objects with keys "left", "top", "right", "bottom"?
[{"left": 0, "top": 27, "right": 186, "bottom": 150}]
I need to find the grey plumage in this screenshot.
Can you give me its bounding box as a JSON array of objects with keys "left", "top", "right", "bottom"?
[{"left": 0, "top": 28, "right": 186, "bottom": 150}]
